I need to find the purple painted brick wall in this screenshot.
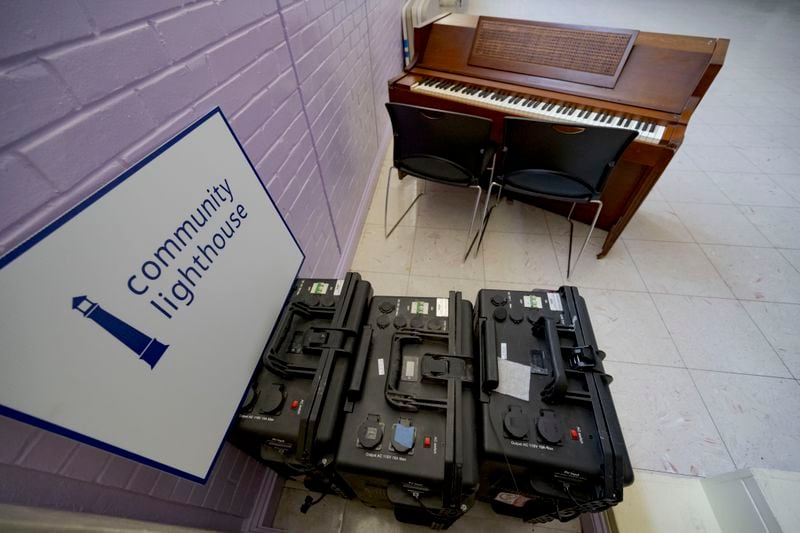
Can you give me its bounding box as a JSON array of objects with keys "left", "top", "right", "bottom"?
[{"left": 0, "top": 0, "right": 403, "bottom": 530}]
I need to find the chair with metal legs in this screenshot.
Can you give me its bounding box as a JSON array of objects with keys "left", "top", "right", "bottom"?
[
  {"left": 384, "top": 103, "right": 496, "bottom": 260},
  {"left": 475, "top": 118, "right": 638, "bottom": 278}
]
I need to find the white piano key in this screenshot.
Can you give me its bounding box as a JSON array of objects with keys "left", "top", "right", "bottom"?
[{"left": 411, "top": 78, "right": 665, "bottom": 145}]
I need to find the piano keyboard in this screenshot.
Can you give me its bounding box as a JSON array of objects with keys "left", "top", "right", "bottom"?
[{"left": 411, "top": 77, "right": 667, "bottom": 145}]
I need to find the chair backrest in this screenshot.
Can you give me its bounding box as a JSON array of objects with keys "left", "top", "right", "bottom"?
[
  {"left": 385, "top": 103, "right": 493, "bottom": 185},
  {"left": 502, "top": 118, "right": 638, "bottom": 194}
]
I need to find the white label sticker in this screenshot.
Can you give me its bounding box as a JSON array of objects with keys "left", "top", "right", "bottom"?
[
  {"left": 333, "top": 279, "right": 344, "bottom": 296},
  {"left": 523, "top": 295, "right": 543, "bottom": 309},
  {"left": 436, "top": 298, "right": 449, "bottom": 317},
  {"left": 500, "top": 342, "right": 507, "bottom": 360},
  {"left": 496, "top": 358, "right": 530, "bottom": 401},
  {"left": 378, "top": 358, "right": 385, "bottom": 376},
  {"left": 404, "top": 359, "right": 416, "bottom": 379},
  {"left": 411, "top": 301, "right": 429, "bottom": 314},
  {"left": 547, "top": 292, "right": 563, "bottom": 311}
]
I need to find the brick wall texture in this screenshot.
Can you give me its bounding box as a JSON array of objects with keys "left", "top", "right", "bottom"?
[{"left": 0, "top": 0, "right": 403, "bottom": 530}]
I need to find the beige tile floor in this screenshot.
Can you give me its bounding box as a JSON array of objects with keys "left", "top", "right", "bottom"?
[{"left": 274, "top": 0, "right": 800, "bottom": 530}]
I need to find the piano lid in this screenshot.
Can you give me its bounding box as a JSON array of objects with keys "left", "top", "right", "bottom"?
[{"left": 416, "top": 14, "right": 718, "bottom": 115}]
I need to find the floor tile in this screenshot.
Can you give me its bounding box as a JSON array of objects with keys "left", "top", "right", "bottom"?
[
  {"left": 742, "top": 301, "right": 800, "bottom": 379},
  {"left": 767, "top": 125, "right": 800, "bottom": 151},
  {"left": 707, "top": 123, "right": 790, "bottom": 149},
  {"left": 625, "top": 241, "right": 733, "bottom": 298},
  {"left": 273, "top": 487, "right": 346, "bottom": 533},
  {"left": 780, "top": 248, "right": 800, "bottom": 271},
  {"left": 543, "top": 209, "right": 606, "bottom": 238},
  {"left": 339, "top": 499, "right": 573, "bottom": 533},
  {"left": 580, "top": 289, "right": 684, "bottom": 367},
  {"left": 410, "top": 227, "right": 484, "bottom": 281},
  {"left": 691, "top": 103, "right": 751, "bottom": 126},
  {"left": 415, "top": 190, "right": 484, "bottom": 231},
  {"left": 691, "top": 371, "right": 800, "bottom": 471},
  {"left": 602, "top": 361, "right": 735, "bottom": 477},
  {"left": 406, "top": 275, "right": 484, "bottom": 302},
  {"left": 340, "top": 500, "right": 428, "bottom": 533},
  {"left": 652, "top": 294, "right": 790, "bottom": 377},
  {"left": 683, "top": 145, "right": 760, "bottom": 173},
  {"left": 702, "top": 244, "right": 800, "bottom": 303},
  {"left": 620, "top": 201, "right": 694, "bottom": 242},
  {"left": 482, "top": 232, "right": 563, "bottom": 286},
  {"left": 352, "top": 224, "right": 415, "bottom": 274},
  {"left": 655, "top": 170, "right": 730, "bottom": 204},
  {"left": 769, "top": 174, "right": 800, "bottom": 203},
  {"left": 359, "top": 271, "right": 409, "bottom": 297},
  {"left": 706, "top": 171, "right": 798, "bottom": 207},
  {"left": 670, "top": 203, "right": 771, "bottom": 246},
  {"left": 739, "top": 205, "right": 800, "bottom": 249},
  {"left": 552, "top": 237, "right": 646, "bottom": 291},
  {"left": 732, "top": 104, "right": 800, "bottom": 127},
  {"left": 485, "top": 197, "right": 549, "bottom": 234},
  {"left": 738, "top": 146, "right": 800, "bottom": 174},
  {"left": 682, "top": 122, "right": 728, "bottom": 147},
  {"left": 667, "top": 150, "right": 700, "bottom": 172},
  {"left": 366, "top": 178, "right": 422, "bottom": 228}
]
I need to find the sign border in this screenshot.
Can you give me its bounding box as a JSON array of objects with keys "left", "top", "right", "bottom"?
[{"left": 0, "top": 107, "right": 306, "bottom": 483}]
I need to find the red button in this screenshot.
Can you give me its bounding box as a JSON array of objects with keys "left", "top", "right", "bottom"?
[
  {"left": 291, "top": 400, "right": 299, "bottom": 410},
  {"left": 424, "top": 437, "right": 431, "bottom": 448},
  {"left": 570, "top": 429, "right": 578, "bottom": 440}
]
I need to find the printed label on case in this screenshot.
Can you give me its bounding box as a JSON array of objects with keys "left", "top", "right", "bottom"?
[
  {"left": 500, "top": 342, "right": 507, "bottom": 360},
  {"left": 310, "top": 282, "right": 329, "bottom": 294},
  {"left": 411, "top": 301, "right": 429, "bottom": 314},
  {"left": 547, "top": 292, "right": 563, "bottom": 311},
  {"left": 378, "top": 358, "right": 385, "bottom": 376},
  {"left": 333, "top": 279, "right": 344, "bottom": 296},
  {"left": 436, "top": 298, "right": 448, "bottom": 317},
  {"left": 523, "top": 295, "right": 543, "bottom": 308}
]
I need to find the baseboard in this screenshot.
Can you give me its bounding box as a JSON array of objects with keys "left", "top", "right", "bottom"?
[
  {"left": 241, "top": 468, "right": 284, "bottom": 532},
  {"left": 335, "top": 126, "right": 391, "bottom": 277}
]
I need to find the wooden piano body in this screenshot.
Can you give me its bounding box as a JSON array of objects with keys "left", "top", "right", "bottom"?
[{"left": 389, "top": 14, "right": 728, "bottom": 258}]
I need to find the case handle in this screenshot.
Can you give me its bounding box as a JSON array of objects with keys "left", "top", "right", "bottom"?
[
  {"left": 346, "top": 326, "right": 372, "bottom": 401},
  {"left": 480, "top": 319, "right": 499, "bottom": 392},
  {"left": 535, "top": 316, "right": 568, "bottom": 403}
]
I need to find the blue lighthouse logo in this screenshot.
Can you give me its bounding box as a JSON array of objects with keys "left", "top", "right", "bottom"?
[{"left": 72, "top": 295, "right": 169, "bottom": 369}]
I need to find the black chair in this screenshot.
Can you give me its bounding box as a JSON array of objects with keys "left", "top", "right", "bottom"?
[
  {"left": 384, "top": 103, "right": 496, "bottom": 259},
  {"left": 476, "top": 118, "right": 638, "bottom": 277}
]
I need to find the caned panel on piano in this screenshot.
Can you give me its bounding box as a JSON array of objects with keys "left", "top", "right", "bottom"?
[{"left": 388, "top": 14, "right": 728, "bottom": 258}]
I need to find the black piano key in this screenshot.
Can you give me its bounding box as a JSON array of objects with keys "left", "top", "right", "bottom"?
[
  {"left": 624, "top": 117, "right": 632, "bottom": 127},
  {"left": 649, "top": 122, "right": 657, "bottom": 133},
  {"left": 567, "top": 107, "right": 577, "bottom": 115},
  {"left": 617, "top": 115, "right": 625, "bottom": 125},
  {"left": 635, "top": 120, "right": 642, "bottom": 129}
]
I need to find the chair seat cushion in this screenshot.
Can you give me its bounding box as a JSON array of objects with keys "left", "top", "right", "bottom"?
[
  {"left": 503, "top": 169, "right": 594, "bottom": 200},
  {"left": 396, "top": 156, "right": 474, "bottom": 185}
]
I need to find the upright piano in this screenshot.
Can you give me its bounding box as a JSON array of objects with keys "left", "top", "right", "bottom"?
[{"left": 389, "top": 14, "right": 729, "bottom": 258}]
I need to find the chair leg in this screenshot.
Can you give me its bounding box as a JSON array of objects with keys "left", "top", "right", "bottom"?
[
  {"left": 472, "top": 155, "right": 499, "bottom": 258},
  {"left": 566, "top": 200, "right": 603, "bottom": 279},
  {"left": 463, "top": 185, "right": 483, "bottom": 261},
  {"left": 384, "top": 166, "right": 424, "bottom": 238}
]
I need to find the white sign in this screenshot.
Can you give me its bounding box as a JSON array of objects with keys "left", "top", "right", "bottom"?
[{"left": 0, "top": 109, "right": 304, "bottom": 482}]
